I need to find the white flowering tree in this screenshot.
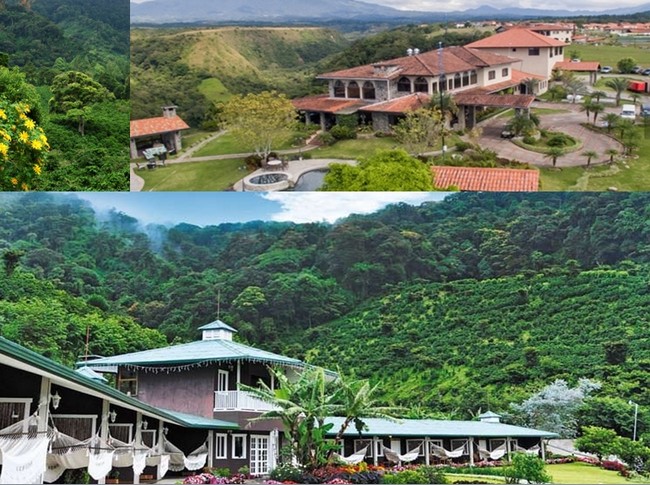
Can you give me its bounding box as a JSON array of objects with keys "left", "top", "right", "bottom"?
[{"left": 510, "top": 378, "right": 601, "bottom": 437}]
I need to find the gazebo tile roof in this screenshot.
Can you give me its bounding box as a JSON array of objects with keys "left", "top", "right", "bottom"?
[
  {"left": 360, "top": 93, "right": 431, "bottom": 113},
  {"left": 432, "top": 166, "right": 539, "bottom": 192},
  {"left": 130, "top": 116, "right": 190, "bottom": 138}
]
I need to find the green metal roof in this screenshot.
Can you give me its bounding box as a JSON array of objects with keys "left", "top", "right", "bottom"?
[
  {"left": 85, "top": 338, "right": 309, "bottom": 369},
  {"left": 324, "top": 417, "right": 559, "bottom": 439},
  {"left": 0, "top": 337, "right": 237, "bottom": 431},
  {"left": 198, "top": 320, "right": 238, "bottom": 332}
]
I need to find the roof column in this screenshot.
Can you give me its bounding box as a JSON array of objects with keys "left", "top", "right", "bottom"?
[
  {"left": 134, "top": 413, "right": 142, "bottom": 484},
  {"left": 540, "top": 438, "right": 546, "bottom": 460},
  {"left": 373, "top": 436, "right": 379, "bottom": 466},
  {"left": 469, "top": 437, "right": 474, "bottom": 466},
  {"left": 207, "top": 430, "right": 214, "bottom": 469},
  {"left": 236, "top": 361, "right": 241, "bottom": 386},
  {"left": 37, "top": 376, "right": 51, "bottom": 433},
  {"left": 156, "top": 420, "right": 165, "bottom": 480},
  {"left": 506, "top": 436, "right": 512, "bottom": 462},
  {"left": 424, "top": 437, "right": 430, "bottom": 465}
]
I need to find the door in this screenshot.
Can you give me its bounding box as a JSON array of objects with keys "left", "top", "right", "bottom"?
[
  {"left": 250, "top": 435, "right": 270, "bottom": 476},
  {"left": 217, "top": 370, "right": 229, "bottom": 392}
]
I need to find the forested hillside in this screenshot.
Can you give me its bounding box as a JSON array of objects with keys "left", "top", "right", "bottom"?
[
  {"left": 0, "top": 0, "right": 128, "bottom": 190},
  {"left": 0, "top": 193, "right": 649, "bottom": 435},
  {"left": 131, "top": 27, "right": 349, "bottom": 126}
]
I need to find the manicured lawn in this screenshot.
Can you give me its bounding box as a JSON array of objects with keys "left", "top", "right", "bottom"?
[
  {"left": 568, "top": 44, "right": 650, "bottom": 67},
  {"left": 311, "top": 136, "right": 403, "bottom": 159},
  {"left": 198, "top": 78, "right": 232, "bottom": 103},
  {"left": 445, "top": 473, "right": 505, "bottom": 483},
  {"left": 548, "top": 462, "right": 643, "bottom": 484},
  {"left": 181, "top": 129, "right": 212, "bottom": 150},
  {"left": 137, "top": 158, "right": 250, "bottom": 191},
  {"left": 193, "top": 132, "right": 297, "bottom": 157}
]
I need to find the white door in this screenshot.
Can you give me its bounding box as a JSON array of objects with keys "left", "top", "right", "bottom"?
[
  {"left": 390, "top": 439, "right": 401, "bottom": 454},
  {"left": 250, "top": 435, "right": 270, "bottom": 476},
  {"left": 217, "top": 370, "right": 229, "bottom": 392}
]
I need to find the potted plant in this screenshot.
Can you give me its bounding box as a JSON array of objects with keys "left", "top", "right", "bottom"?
[{"left": 106, "top": 470, "right": 120, "bottom": 484}]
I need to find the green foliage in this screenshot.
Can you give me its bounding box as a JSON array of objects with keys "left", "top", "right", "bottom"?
[
  {"left": 382, "top": 467, "right": 448, "bottom": 484},
  {"left": 575, "top": 426, "right": 620, "bottom": 460},
  {"left": 617, "top": 57, "right": 636, "bottom": 74},
  {"left": 503, "top": 453, "right": 551, "bottom": 484},
  {"left": 546, "top": 134, "right": 575, "bottom": 148},
  {"left": 394, "top": 108, "right": 443, "bottom": 156},
  {"left": 323, "top": 149, "right": 435, "bottom": 191},
  {"left": 270, "top": 463, "right": 304, "bottom": 482},
  {"left": 330, "top": 124, "right": 357, "bottom": 141}
]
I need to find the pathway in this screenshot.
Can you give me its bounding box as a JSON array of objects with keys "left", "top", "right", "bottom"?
[{"left": 474, "top": 101, "right": 623, "bottom": 167}]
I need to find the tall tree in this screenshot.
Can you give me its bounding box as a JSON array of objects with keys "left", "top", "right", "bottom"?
[
  {"left": 393, "top": 108, "right": 442, "bottom": 156},
  {"left": 220, "top": 91, "right": 296, "bottom": 162},
  {"left": 49, "top": 71, "right": 114, "bottom": 135},
  {"left": 605, "top": 78, "right": 628, "bottom": 107}
]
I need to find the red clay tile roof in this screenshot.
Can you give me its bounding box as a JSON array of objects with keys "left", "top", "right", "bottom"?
[
  {"left": 432, "top": 166, "right": 539, "bottom": 191},
  {"left": 517, "top": 24, "right": 574, "bottom": 32},
  {"left": 511, "top": 69, "right": 545, "bottom": 82},
  {"left": 130, "top": 116, "right": 190, "bottom": 138},
  {"left": 318, "top": 46, "right": 518, "bottom": 81},
  {"left": 467, "top": 29, "right": 567, "bottom": 49},
  {"left": 554, "top": 61, "right": 601, "bottom": 72},
  {"left": 292, "top": 95, "right": 370, "bottom": 114},
  {"left": 360, "top": 93, "right": 431, "bottom": 113},
  {"left": 453, "top": 93, "right": 535, "bottom": 109}
]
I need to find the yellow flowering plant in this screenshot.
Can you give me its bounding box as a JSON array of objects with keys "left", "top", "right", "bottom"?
[{"left": 0, "top": 100, "right": 48, "bottom": 190}]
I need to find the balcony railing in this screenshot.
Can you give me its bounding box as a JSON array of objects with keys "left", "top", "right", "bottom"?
[{"left": 214, "top": 390, "right": 278, "bottom": 412}]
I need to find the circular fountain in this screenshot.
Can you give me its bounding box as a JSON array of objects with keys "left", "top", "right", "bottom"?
[{"left": 243, "top": 172, "right": 290, "bottom": 192}]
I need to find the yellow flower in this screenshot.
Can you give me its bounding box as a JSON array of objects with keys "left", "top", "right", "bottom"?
[
  {"left": 23, "top": 105, "right": 30, "bottom": 113},
  {"left": 39, "top": 134, "right": 47, "bottom": 144},
  {"left": 31, "top": 140, "right": 43, "bottom": 150},
  {"left": 0, "top": 109, "right": 6, "bottom": 120},
  {"left": 0, "top": 143, "right": 7, "bottom": 156},
  {"left": 18, "top": 113, "right": 27, "bottom": 121},
  {"left": 10, "top": 177, "right": 17, "bottom": 186},
  {"left": 33, "top": 164, "right": 41, "bottom": 175},
  {"left": 24, "top": 119, "right": 35, "bottom": 130},
  {"left": 0, "top": 131, "right": 9, "bottom": 142},
  {"left": 19, "top": 131, "right": 29, "bottom": 143},
  {"left": 21, "top": 183, "right": 28, "bottom": 191}
]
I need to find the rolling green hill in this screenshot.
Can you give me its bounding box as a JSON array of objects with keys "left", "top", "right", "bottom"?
[{"left": 130, "top": 26, "right": 349, "bottom": 126}]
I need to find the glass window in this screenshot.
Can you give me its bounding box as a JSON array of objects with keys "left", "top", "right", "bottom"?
[
  {"left": 454, "top": 73, "right": 461, "bottom": 89},
  {"left": 232, "top": 434, "right": 247, "bottom": 459},
  {"left": 414, "top": 77, "right": 428, "bottom": 93},
  {"left": 333, "top": 80, "right": 345, "bottom": 98},
  {"left": 397, "top": 77, "right": 411, "bottom": 92},
  {"left": 488, "top": 70, "right": 496, "bottom": 80},
  {"left": 216, "top": 433, "right": 227, "bottom": 459},
  {"left": 470, "top": 71, "right": 477, "bottom": 84},
  {"left": 528, "top": 48, "right": 540, "bottom": 56},
  {"left": 354, "top": 439, "right": 372, "bottom": 457},
  {"left": 362, "top": 81, "right": 376, "bottom": 100},
  {"left": 502, "top": 68, "right": 509, "bottom": 77},
  {"left": 348, "top": 81, "right": 360, "bottom": 99},
  {"left": 406, "top": 439, "right": 426, "bottom": 455}
]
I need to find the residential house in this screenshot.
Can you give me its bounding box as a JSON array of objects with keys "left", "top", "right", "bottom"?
[{"left": 130, "top": 106, "right": 189, "bottom": 159}]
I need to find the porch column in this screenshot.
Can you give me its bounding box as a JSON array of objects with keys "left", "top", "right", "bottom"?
[
  {"left": 373, "top": 436, "right": 378, "bottom": 466},
  {"left": 134, "top": 413, "right": 143, "bottom": 484},
  {"left": 424, "top": 437, "right": 430, "bottom": 465},
  {"left": 207, "top": 430, "right": 214, "bottom": 468},
  {"left": 157, "top": 421, "right": 165, "bottom": 480},
  {"left": 320, "top": 113, "right": 326, "bottom": 131},
  {"left": 99, "top": 400, "right": 110, "bottom": 485},
  {"left": 540, "top": 439, "right": 546, "bottom": 460},
  {"left": 37, "top": 377, "right": 51, "bottom": 433},
  {"left": 458, "top": 106, "right": 466, "bottom": 130},
  {"left": 469, "top": 438, "right": 474, "bottom": 466},
  {"left": 506, "top": 437, "right": 511, "bottom": 462},
  {"left": 271, "top": 372, "right": 275, "bottom": 391},
  {"left": 130, "top": 138, "right": 138, "bottom": 159},
  {"left": 236, "top": 361, "right": 241, "bottom": 387}
]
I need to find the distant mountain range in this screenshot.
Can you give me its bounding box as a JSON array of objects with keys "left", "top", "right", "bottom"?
[{"left": 130, "top": 0, "right": 650, "bottom": 24}]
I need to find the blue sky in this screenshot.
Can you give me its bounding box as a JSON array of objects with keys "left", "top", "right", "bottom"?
[{"left": 77, "top": 193, "right": 450, "bottom": 226}]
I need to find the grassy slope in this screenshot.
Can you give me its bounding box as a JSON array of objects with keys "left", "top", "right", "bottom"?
[
  {"left": 568, "top": 43, "right": 650, "bottom": 67},
  {"left": 547, "top": 462, "right": 645, "bottom": 484},
  {"left": 136, "top": 158, "right": 250, "bottom": 191}
]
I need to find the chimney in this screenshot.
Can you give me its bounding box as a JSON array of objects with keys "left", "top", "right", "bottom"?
[
  {"left": 414, "top": 48, "right": 420, "bottom": 55},
  {"left": 478, "top": 411, "right": 502, "bottom": 423},
  {"left": 162, "top": 106, "right": 178, "bottom": 118},
  {"left": 407, "top": 48, "right": 413, "bottom": 56}
]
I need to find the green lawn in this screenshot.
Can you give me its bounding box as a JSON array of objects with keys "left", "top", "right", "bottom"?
[
  {"left": 137, "top": 158, "right": 250, "bottom": 191},
  {"left": 311, "top": 136, "right": 403, "bottom": 159},
  {"left": 568, "top": 44, "right": 650, "bottom": 68},
  {"left": 547, "top": 462, "right": 643, "bottom": 484},
  {"left": 180, "top": 129, "right": 212, "bottom": 151},
  {"left": 193, "top": 132, "right": 296, "bottom": 157},
  {"left": 198, "top": 78, "right": 232, "bottom": 104}
]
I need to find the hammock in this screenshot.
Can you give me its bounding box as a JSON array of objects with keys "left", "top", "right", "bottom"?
[
  {"left": 477, "top": 444, "right": 507, "bottom": 461},
  {"left": 87, "top": 436, "right": 116, "bottom": 481},
  {"left": 44, "top": 429, "right": 92, "bottom": 483},
  {"left": 430, "top": 442, "right": 466, "bottom": 459},
  {"left": 0, "top": 416, "right": 53, "bottom": 484},
  {"left": 382, "top": 444, "right": 420, "bottom": 463},
  {"left": 108, "top": 435, "right": 151, "bottom": 476},
  {"left": 513, "top": 444, "right": 540, "bottom": 455},
  {"left": 162, "top": 435, "right": 187, "bottom": 472},
  {"left": 184, "top": 442, "right": 208, "bottom": 471},
  {"left": 332, "top": 445, "right": 369, "bottom": 465}
]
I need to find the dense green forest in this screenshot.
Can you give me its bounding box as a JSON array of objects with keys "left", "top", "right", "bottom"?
[
  {"left": 0, "top": 0, "right": 128, "bottom": 190},
  {"left": 0, "top": 192, "right": 649, "bottom": 436}
]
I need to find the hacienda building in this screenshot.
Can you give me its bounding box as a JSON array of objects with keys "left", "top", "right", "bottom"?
[{"left": 293, "top": 29, "right": 566, "bottom": 133}]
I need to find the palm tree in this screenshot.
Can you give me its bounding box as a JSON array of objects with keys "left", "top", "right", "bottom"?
[
  {"left": 605, "top": 148, "right": 618, "bottom": 163},
  {"left": 565, "top": 78, "right": 587, "bottom": 103},
  {"left": 603, "top": 113, "right": 620, "bottom": 133},
  {"left": 605, "top": 77, "right": 628, "bottom": 106},
  {"left": 617, "top": 118, "right": 636, "bottom": 139},
  {"left": 590, "top": 103, "right": 605, "bottom": 125},
  {"left": 582, "top": 150, "right": 598, "bottom": 167},
  {"left": 591, "top": 90, "right": 607, "bottom": 103},
  {"left": 506, "top": 112, "right": 540, "bottom": 136},
  {"left": 545, "top": 147, "right": 565, "bottom": 167},
  {"left": 580, "top": 98, "right": 592, "bottom": 121},
  {"left": 631, "top": 93, "right": 641, "bottom": 107},
  {"left": 522, "top": 78, "right": 540, "bottom": 95}
]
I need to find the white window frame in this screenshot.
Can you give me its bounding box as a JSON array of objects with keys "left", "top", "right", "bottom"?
[
  {"left": 141, "top": 429, "right": 157, "bottom": 448},
  {"left": 109, "top": 423, "right": 133, "bottom": 443},
  {"left": 407, "top": 439, "right": 426, "bottom": 456},
  {"left": 354, "top": 439, "right": 372, "bottom": 457},
  {"left": 450, "top": 439, "right": 468, "bottom": 454},
  {"left": 375, "top": 438, "right": 384, "bottom": 457},
  {"left": 490, "top": 438, "right": 506, "bottom": 451},
  {"left": 51, "top": 414, "right": 97, "bottom": 440},
  {"left": 215, "top": 433, "right": 228, "bottom": 459},
  {"left": 232, "top": 433, "right": 247, "bottom": 459},
  {"left": 217, "top": 370, "right": 229, "bottom": 393}
]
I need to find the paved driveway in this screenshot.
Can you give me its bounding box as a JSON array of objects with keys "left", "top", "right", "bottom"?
[{"left": 474, "top": 102, "right": 623, "bottom": 167}]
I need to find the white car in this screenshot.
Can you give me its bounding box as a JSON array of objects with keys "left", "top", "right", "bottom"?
[
  {"left": 600, "top": 66, "right": 613, "bottom": 73},
  {"left": 620, "top": 104, "right": 637, "bottom": 120},
  {"left": 566, "top": 94, "right": 583, "bottom": 102}
]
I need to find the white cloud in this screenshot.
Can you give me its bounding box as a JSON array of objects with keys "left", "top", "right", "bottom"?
[{"left": 261, "top": 192, "right": 449, "bottom": 223}]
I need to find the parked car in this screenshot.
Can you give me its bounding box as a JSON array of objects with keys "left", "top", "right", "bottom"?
[
  {"left": 566, "top": 94, "right": 583, "bottom": 102},
  {"left": 501, "top": 130, "right": 516, "bottom": 139},
  {"left": 600, "top": 66, "right": 613, "bottom": 73},
  {"left": 620, "top": 104, "right": 637, "bottom": 120},
  {"left": 642, "top": 104, "right": 650, "bottom": 117},
  {"left": 632, "top": 66, "right": 643, "bottom": 74},
  {"left": 642, "top": 68, "right": 650, "bottom": 76}
]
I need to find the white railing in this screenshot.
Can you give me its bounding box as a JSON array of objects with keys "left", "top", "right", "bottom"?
[{"left": 214, "top": 390, "right": 278, "bottom": 412}]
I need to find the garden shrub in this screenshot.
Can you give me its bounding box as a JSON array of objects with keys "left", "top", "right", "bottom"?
[
  {"left": 269, "top": 463, "right": 304, "bottom": 482},
  {"left": 454, "top": 141, "right": 475, "bottom": 152},
  {"left": 317, "top": 132, "right": 335, "bottom": 146},
  {"left": 382, "top": 468, "right": 447, "bottom": 484},
  {"left": 546, "top": 133, "right": 574, "bottom": 147},
  {"left": 523, "top": 135, "right": 537, "bottom": 145},
  {"left": 602, "top": 460, "right": 628, "bottom": 476},
  {"left": 244, "top": 154, "right": 262, "bottom": 169},
  {"left": 330, "top": 124, "right": 357, "bottom": 140}
]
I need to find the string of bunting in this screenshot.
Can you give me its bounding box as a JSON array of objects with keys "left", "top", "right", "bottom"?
[{"left": 120, "top": 358, "right": 297, "bottom": 374}]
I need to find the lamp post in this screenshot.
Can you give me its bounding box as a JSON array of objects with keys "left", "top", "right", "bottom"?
[{"left": 629, "top": 400, "right": 639, "bottom": 441}]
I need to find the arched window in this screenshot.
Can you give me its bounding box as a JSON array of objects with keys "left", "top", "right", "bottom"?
[
  {"left": 414, "top": 77, "right": 428, "bottom": 93},
  {"left": 439, "top": 75, "right": 447, "bottom": 92},
  {"left": 470, "top": 70, "right": 478, "bottom": 84},
  {"left": 397, "top": 77, "right": 411, "bottom": 93},
  {"left": 362, "top": 81, "right": 376, "bottom": 100},
  {"left": 333, "top": 80, "right": 345, "bottom": 98},
  {"left": 348, "top": 81, "right": 360, "bottom": 99},
  {"left": 454, "top": 73, "right": 462, "bottom": 89},
  {"left": 462, "top": 72, "right": 470, "bottom": 87}
]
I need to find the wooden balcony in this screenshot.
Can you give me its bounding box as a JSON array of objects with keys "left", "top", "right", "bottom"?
[{"left": 214, "top": 390, "right": 278, "bottom": 412}]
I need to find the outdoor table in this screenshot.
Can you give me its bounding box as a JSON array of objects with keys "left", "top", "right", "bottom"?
[{"left": 267, "top": 159, "right": 283, "bottom": 170}]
